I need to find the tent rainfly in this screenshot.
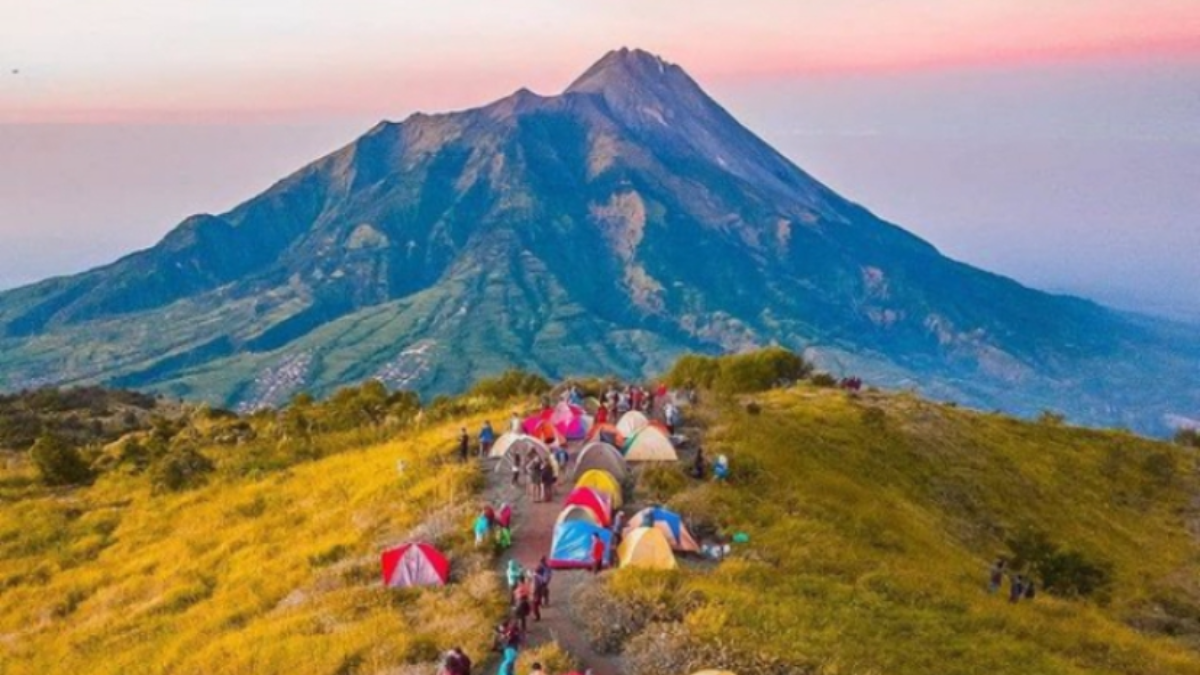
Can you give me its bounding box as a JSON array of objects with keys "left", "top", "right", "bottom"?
[
  {"left": 572, "top": 442, "right": 629, "bottom": 481},
  {"left": 616, "top": 410, "right": 650, "bottom": 437},
  {"left": 617, "top": 526, "right": 677, "bottom": 570},
  {"left": 624, "top": 426, "right": 679, "bottom": 462},
  {"left": 624, "top": 506, "right": 700, "bottom": 552},
  {"left": 380, "top": 542, "right": 450, "bottom": 588},
  {"left": 575, "top": 469, "right": 624, "bottom": 508}
]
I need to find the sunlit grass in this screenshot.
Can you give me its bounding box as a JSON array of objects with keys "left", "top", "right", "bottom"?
[{"left": 0, "top": 411, "right": 507, "bottom": 675}]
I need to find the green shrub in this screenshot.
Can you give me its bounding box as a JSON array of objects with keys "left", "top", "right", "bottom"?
[
  {"left": 150, "top": 447, "right": 215, "bottom": 493},
  {"left": 466, "top": 369, "right": 551, "bottom": 401},
  {"left": 1175, "top": 428, "right": 1200, "bottom": 449},
  {"left": 810, "top": 372, "right": 838, "bottom": 388},
  {"left": 30, "top": 433, "right": 93, "bottom": 486},
  {"left": 1007, "top": 530, "right": 1112, "bottom": 600},
  {"left": 664, "top": 348, "right": 812, "bottom": 396}
]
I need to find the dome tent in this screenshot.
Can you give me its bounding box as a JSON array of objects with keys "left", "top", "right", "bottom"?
[
  {"left": 489, "top": 433, "right": 560, "bottom": 476},
  {"left": 572, "top": 442, "right": 628, "bottom": 481},
  {"left": 548, "top": 521, "right": 613, "bottom": 570},
  {"left": 563, "top": 486, "right": 613, "bottom": 527},
  {"left": 624, "top": 426, "right": 678, "bottom": 462},
  {"left": 555, "top": 504, "right": 602, "bottom": 528},
  {"left": 616, "top": 410, "right": 650, "bottom": 437},
  {"left": 617, "top": 527, "right": 677, "bottom": 570},
  {"left": 380, "top": 542, "right": 450, "bottom": 588},
  {"left": 624, "top": 506, "right": 699, "bottom": 553},
  {"left": 575, "top": 469, "right": 624, "bottom": 508}
]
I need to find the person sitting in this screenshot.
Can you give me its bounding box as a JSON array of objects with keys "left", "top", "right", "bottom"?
[{"left": 713, "top": 454, "right": 730, "bottom": 482}]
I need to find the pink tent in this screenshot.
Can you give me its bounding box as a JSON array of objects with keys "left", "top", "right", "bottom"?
[
  {"left": 381, "top": 542, "right": 450, "bottom": 588},
  {"left": 551, "top": 402, "right": 587, "bottom": 440}
]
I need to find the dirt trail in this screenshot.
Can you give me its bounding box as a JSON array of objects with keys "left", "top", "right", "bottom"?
[{"left": 484, "top": 455, "right": 623, "bottom": 675}]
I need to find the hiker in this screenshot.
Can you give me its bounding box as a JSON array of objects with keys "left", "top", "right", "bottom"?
[
  {"left": 483, "top": 504, "right": 497, "bottom": 529},
  {"left": 664, "top": 401, "right": 680, "bottom": 434},
  {"left": 510, "top": 412, "right": 522, "bottom": 434},
  {"left": 595, "top": 405, "right": 608, "bottom": 426},
  {"left": 528, "top": 457, "right": 543, "bottom": 501},
  {"left": 496, "top": 524, "right": 512, "bottom": 550},
  {"left": 692, "top": 445, "right": 706, "bottom": 479},
  {"left": 1009, "top": 574, "right": 1025, "bottom": 603},
  {"left": 493, "top": 619, "right": 521, "bottom": 652},
  {"left": 511, "top": 451, "right": 523, "bottom": 486},
  {"left": 473, "top": 511, "right": 491, "bottom": 548},
  {"left": 611, "top": 511, "right": 625, "bottom": 551},
  {"left": 513, "top": 574, "right": 533, "bottom": 632},
  {"left": 506, "top": 559, "right": 524, "bottom": 593},
  {"left": 534, "top": 556, "right": 552, "bottom": 608},
  {"left": 1024, "top": 578, "right": 1036, "bottom": 601},
  {"left": 553, "top": 443, "right": 569, "bottom": 471},
  {"left": 497, "top": 646, "right": 518, "bottom": 675},
  {"left": 459, "top": 428, "right": 470, "bottom": 462},
  {"left": 540, "top": 460, "right": 556, "bottom": 502},
  {"left": 988, "top": 558, "right": 1006, "bottom": 594},
  {"left": 590, "top": 533, "right": 605, "bottom": 574},
  {"left": 497, "top": 503, "right": 513, "bottom": 529},
  {"left": 714, "top": 454, "right": 730, "bottom": 483},
  {"left": 480, "top": 421, "right": 496, "bottom": 457}
]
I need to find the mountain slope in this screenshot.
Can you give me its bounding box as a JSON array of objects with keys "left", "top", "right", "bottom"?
[{"left": 0, "top": 48, "right": 1196, "bottom": 431}]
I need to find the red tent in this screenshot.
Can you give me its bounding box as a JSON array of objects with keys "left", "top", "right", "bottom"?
[
  {"left": 563, "top": 487, "right": 613, "bottom": 528},
  {"left": 381, "top": 542, "right": 450, "bottom": 588}
]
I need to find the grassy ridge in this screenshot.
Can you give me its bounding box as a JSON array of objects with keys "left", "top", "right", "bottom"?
[
  {"left": 0, "top": 411, "right": 505, "bottom": 675},
  {"left": 611, "top": 386, "right": 1200, "bottom": 674}
]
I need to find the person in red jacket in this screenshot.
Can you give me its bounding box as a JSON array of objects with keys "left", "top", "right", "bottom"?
[{"left": 590, "top": 533, "right": 606, "bottom": 574}]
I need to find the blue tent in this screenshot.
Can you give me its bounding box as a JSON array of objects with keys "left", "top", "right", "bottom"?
[
  {"left": 548, "top": 520, "right": 613, "bottom": 570},
  {"left": 626, "top": 506, "right": 699, "bottom": 552}
]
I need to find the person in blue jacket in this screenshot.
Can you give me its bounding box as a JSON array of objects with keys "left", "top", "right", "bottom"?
[{"left": 479, "top": 421, "right": 496, "bottom": 458}]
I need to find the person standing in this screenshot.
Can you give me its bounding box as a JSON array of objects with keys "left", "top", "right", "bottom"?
[
  {"left": 611, "top": 511, "right": 625, "bottom": 552},
  {"left": 510, "top": 412, "right": 522, "bottom": 434},
  {"left": 988, "top": 558, "right": 1006, "bottom": 594},
  {"left": 1009, "top": 574, "right": 1025, "bottom": 603},
  {"left": 590, "top": 533, "right": 606, "bottom": 574},
  {"left": 511, "top": 451, "right": 523, "bottom": 487},
  {"left": 459, "top": 428, "right": 470, "bottom": 462},
  {"left": 535, "top": 556, "right": 552, "bottom": 608},
  {"left": 473, "top": 511, "right": 490, "bottom": 548},
  {"left": 541, "top": 461, "right": 556, "bottom": 502},
  {"left": 479, "top": 421, "right": 496, "bottom": 458}
]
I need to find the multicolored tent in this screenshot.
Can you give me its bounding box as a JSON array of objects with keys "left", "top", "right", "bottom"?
[
  {"left": 616, "top": 410, "right": 650, "bottom": 437},
  {"left": 624, "top": 506, "right": 699, "bottom": 552},
  {"left": 380, "top": 542, "right": 450, "bottom": 588},
  {"left": 523, "top": 412, "right": 566, "bottom": 445},
  {"left": 555, "top": 504, "right": 602, "bottom": 528},
  {"left": 550, "top": 402, "right": 588, "bottom": 440},
  {"left": 624, "top": 426, "right": 678, "bottom": 462},
  {"left": 548, "top": 520, "right": 613, "bottom": 570},
  {"left": 573, "top": 442, "right": 628, "bottom": 481},
  {"left": 575, "top": 469, "right": 624, "bottom": 508},
  {"left": 586, "top": 423, "right": 626, "bottom": 449},
  {"left": 617, "top": 526, "right": 677, "bottom": 570},
  {"left": 563, "top": 486, "right": 613, "bottom": 527}
]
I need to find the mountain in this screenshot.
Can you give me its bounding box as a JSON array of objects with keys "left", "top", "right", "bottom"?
[{"left": 0, "top": 48, "right": 1196, "bottom": 432}]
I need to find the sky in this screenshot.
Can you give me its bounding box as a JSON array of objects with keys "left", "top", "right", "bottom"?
[{"left": 2, "top": 1, "right": 1199, "bottom": 319}]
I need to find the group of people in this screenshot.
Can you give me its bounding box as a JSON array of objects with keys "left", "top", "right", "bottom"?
[
  {"left": 988, "top": 558, "right": 1036, "bottom": 603},
  {"left": 475, "top": 503, "right": 514, "bottom": 550},
  {"left": 508, "top": 451, "right": 558, "bottom": 502}
]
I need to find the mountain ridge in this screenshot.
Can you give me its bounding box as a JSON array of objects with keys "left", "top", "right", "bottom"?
[{"left": 0, "top": 48, "right": 1196, "bottom": 433}]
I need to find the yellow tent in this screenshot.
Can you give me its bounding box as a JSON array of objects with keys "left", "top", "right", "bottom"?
[
  {"left": 624, "top": 426, "right": 678, "bottom": 462},
  {"left": 617, "top": 526, "right": 677, "bottom": 570},
  {"left": 616, "top": 410, "right": 650, "bottom": 437},
  {"left": 575, "top": 469, "right": 623, "bottom": 508}
]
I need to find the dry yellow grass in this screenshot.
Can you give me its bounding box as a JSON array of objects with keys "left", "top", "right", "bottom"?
[{"left": 0, "top": 411, "right": 507, "bottom": 675}]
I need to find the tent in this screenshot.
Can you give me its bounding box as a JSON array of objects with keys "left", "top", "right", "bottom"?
[
  {"left": 563, "top": 487, "right": 613, "bottom": 527},
  {"left": 586, "top": 423, "right": 626, "bottom": 449},
  {"left": 616, "top": 410, "right": 650, "bottom": 437},
  {"left": 575, "top": 469, "right": 624, "bottom": 508},
  {"left": 617, "top": 527, "right": 677, "bottom": 570},
  {"left": 550, "top": 402, "right": 588, "bottom": 440},
  {"left": 573, "top": 442, "right": 628, "bottom": 481},
  {"left": 380, "top": 542, "right": 450, "bottom": 588},
  {"left": 548, "top": 520, "right": 613, "bottom": 570},
  {"left": 489, "top": 433, "right": 560, "bottom": 476},
  {"left": 624, "top": 506, "right": 699, "bottom": 552},
  {"left": 624, "top": 426, "right": 678, "bottom": 462},
  {"left": 555, "top": 504, "right": 603, "bottom": 528}
]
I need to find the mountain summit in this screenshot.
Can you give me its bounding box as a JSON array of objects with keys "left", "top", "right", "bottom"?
[{"left": 0, "top": 49, "right": 1196, "bottom": 432}]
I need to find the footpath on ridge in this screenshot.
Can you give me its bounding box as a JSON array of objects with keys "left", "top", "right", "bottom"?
[{"left": 484, "top": 438, "right": 624, "bottom": 675}]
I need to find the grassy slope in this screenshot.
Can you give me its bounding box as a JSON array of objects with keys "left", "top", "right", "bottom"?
[
  {"left": 0, "top": 411, "right": 505, "bottom": 675},
  {"left": 623, "top": 386, "right": 1200, "bottom": 674}
]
